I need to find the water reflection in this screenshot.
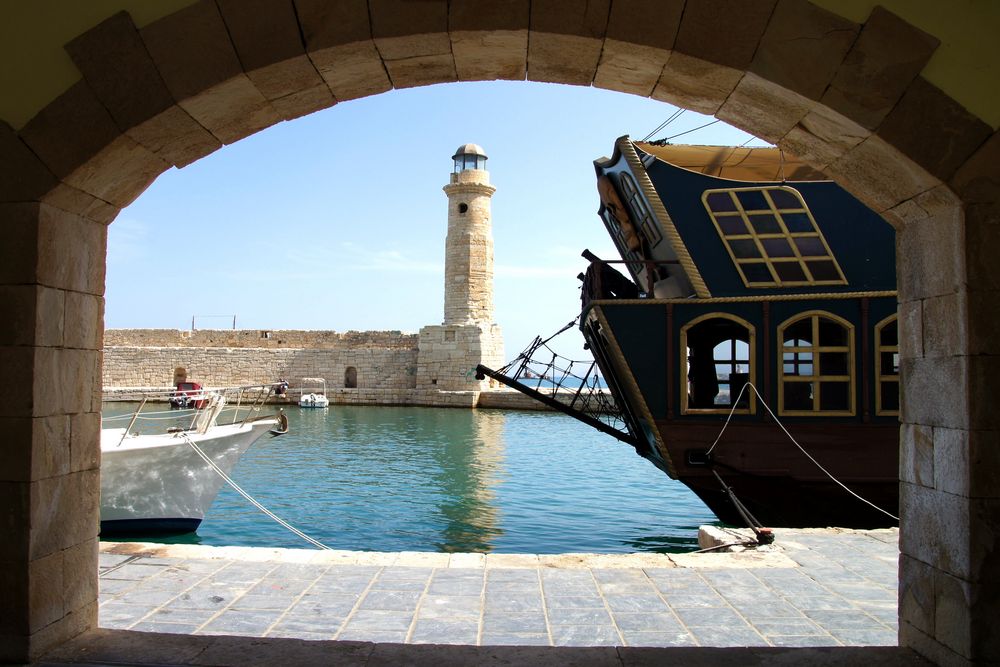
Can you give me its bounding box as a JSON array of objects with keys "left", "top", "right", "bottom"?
[{"left": 100, "top": 403, "right": 719, "bottom": 553}]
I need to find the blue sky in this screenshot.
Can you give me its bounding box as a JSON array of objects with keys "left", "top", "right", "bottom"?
[{"left": 108, "top": 81, "right": 765, "bottom": 357}]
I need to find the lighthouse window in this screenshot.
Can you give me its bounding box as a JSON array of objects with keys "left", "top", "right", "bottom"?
[
  {"left": 703, "top": 186, "right": 848, "bottom": 288},
  {"left": 876, "top": 315, "right": 900, "bottom": 416},
  {"left": 458, "top": 203, "right": 468, "bottom": 214},
  {"left": 681, "top": 314, "right": 756, "bottom": 415},
  {"left": 778, "top": 312, "right": 855, "bottom": 416}
]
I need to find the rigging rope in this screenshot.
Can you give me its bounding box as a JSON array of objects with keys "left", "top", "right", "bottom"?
[
  {"left": 642, "top": 108, "right": 685, "bottom": 141},
  {"left": 706, "top": 382, "right": 899, "bottom": 522},
  {"left": 181, "top": 432, "right": 332, "bottom": 550},
  {"left": 661, "top": 119, "right": 721, "bottom": 142}
]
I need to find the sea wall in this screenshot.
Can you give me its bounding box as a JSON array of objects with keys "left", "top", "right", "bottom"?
[{"left": 103, "top": 329, "right": 420, "bottom": 390}]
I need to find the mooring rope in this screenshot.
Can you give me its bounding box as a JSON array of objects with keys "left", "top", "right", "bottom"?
[
  {"left": 180, "top": 432, "right": 332, "bottom": 550},
  {"left": 706, "top": 381, "right": 900, "bottom": 522}
]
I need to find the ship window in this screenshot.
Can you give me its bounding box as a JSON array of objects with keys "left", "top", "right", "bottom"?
[
  {"left": 681, "top": 314, "right": 756, "bottom": 415},
  {"left": 778, "top": 312, "right": 855, "bottom": 416},
  {"left": 619, "top": 173, "right": 662, "bottom": 247},
  {"left": 703, "top": 186, "right": 848, "bottom": 288},
  {"left": 876, "top": 315, "right": 900, "bottom": 416}
]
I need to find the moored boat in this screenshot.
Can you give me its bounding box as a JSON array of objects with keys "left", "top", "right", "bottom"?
[
  {"left": 481, "top": 138, "right": 899, "bottom": 529},
  {"left": 298, "top": 377, "right": 330, "bottom": 408},
  {"left": 100, "top": 386, "right": 284, "bottom": 535}
]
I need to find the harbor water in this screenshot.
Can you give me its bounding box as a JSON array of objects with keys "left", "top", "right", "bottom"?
[{"left": 101, "top": 403, "right": 719, "bottom": 553}]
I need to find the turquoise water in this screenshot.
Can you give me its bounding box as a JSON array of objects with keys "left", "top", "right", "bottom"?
[{"left": 101, "top": 404, "right": 719, "bottom": 553}]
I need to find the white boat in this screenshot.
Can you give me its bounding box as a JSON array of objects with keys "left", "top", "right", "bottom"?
[
  {"left": 298, "top": 377, "right": 330, "bottom": 408},
  {"left": 100, "top": 387, "right": 283, "bottom": 535}
]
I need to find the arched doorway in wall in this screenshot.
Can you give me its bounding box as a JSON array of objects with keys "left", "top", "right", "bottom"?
[
  {"left": 4, "top": 1, "right": 998, "bottom": 664},
  {"left": 345, "top": 366, "right": 358, "bottom": 389}
]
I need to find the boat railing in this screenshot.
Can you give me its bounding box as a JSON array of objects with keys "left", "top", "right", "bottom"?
[{"left": 102, "top": 383, "right": 284, "bottom": 437}]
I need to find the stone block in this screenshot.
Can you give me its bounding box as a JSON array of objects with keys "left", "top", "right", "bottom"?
[
  {"left": 895, "top": 209, "right": 963, "bottom": 303},
  {"left": 0, "top": 122, "right": 57, "bottom": 203},
  {"left": 778, "top": 105, "right": 870, "bottom": 171},
  {"left": 750, "top": 0, "right": 858, "bottom": 101},
  {"left": 383, "top": 53, "right": 457, "bottom": 89},
  {"left": 898, "top": 299, "right": 922, "bottom": 361},
  {"left": 530, "top": 0, "right": 610, "bottom": 38},
  {"left": 40, "top": 183, "right": 119, "bottom": 225},
  {"left": 899, "top": 553, "right": 934, "bottom": 636},
  {"left": 30, "top": 415, "right": 73, "bottom": 483},
  {"left": 594, "top": 40, "right": 669, "bottom": 97},
  {"left": 879, "top": 77, "right": 994, "bottom": 183},
  {"left": 370, "top": 0, "right": 449, "bottom": 61},
  {"left": 29, "top": 469, "right": 100, "bottom": 560},
  {"left": 32, "top": 349, "right": 101, "bottom": 418},
  {"left": 651, "top": 54, "right": 741, "bottom": 116},
  {"left": 900, "top": 356, "right": 967, "bottom": 430},
  {"left": 124, "top": 105, "right": 221, "bottom": 169},
  {"left": 921, "top": 292, "right": 968, "bottom": 359},
  {"left": 605, "top": 0, "right": 683, "bottom": 51},
  {"left": 933, "top": 568, "right": 973, "bottom": 659},
  {"left": 673, "top": 0, "right": 775, "bottom": 70},
  {"left": 450, "top": 0, "right": 528, "bottom": 32},
  {"left": 900, "top": 423, "right": 934, "bottom": 487},
  {"left": 901, "top": 481, "right": 971, "bottom": 581},
  {"left": 716, "top": 72, "right": 813, "bottom": 145},
  {"left": 527, "top": 32, "right": 602, "bottom": 84},
  {"left": 451, "top": 30, "right": 527, "bottom": 82},
  {"left": 965, "top": 208, "right": 1000, "bottom": 293},
  {"left": 969, "top": 356, "right": 1000, "bottom": 431},
  {"left": 27, "top": 550, "right": 63, "bottom": 633},
  {"left": 63, "top": 292, "right": 103, "bottom": 351},
  {"left": 0, "top": 287, "right": 37, "bottom": 347},
  {"left": 951, "top": 130, "right": 1000, "bottom": 208},
  {"left": 0, "top": 347, "right": 34, "bottom": 418},
  {"left": 62, "top": 538, "right": 98, "bottom": 619},
  {"left": 36, "top": 206, "right": 107, "bottom": 296},
  {"left": 822, "top": 6, "right": 939, "bottom": 130},
  {"left": 18, "top": 82, "right": 120, "bottom": 184},
  {"left": 295, "top": 0, "right": 371, "bottom": 49},
  {"left": 967, "top": 290, "right": 1000, "bottom": 358},
  {"left": 0, "top": 203, "right": 41, "bottom": 285},
  {"left": 140, "top": 0, "right": 243, "bottom": 102},
  {"left": 269, "top": 83, "right": 335, "bottom": 121},
  {"left": 61, "top": 134, "right": 169, "bottom": 209},
  {"left": 827, "top": 135, "right": 941, "bottom": 215},
  {"left": 64, "top": 11, "right": 176, "bottom": 132},
  {"left": 932, "top": 427, "right": 970, "bottom": 498},
  {"left": 308, "top": 41, "right": 392, "bottom": 102},
  {"left": 180, "top": 76, "right": 281, "bottom": 146}
]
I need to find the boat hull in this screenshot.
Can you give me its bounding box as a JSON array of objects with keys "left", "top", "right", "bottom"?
[
  {"left": 655, "top": 420, "right": 899, "bottom": 528},
  {"left": 100, "top": 420, "right": 275, "bottom": 535}
]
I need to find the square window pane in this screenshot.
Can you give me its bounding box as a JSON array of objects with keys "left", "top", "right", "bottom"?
[
  {"left": 818, "top": 319, "right": 848, "bottom": 346},
  {"left": 706, "top": 191, "right": 737, "bottom": 212},
  {"left": 820, "top": 351, "right": 849, "bottom": 375},
  {"left": 731, "top": 239, "right": 761, "bottom": 259},
  {"left": 783, "top": 320, "right": 812, "bottom": 346},
  {"left": 819, "top": 381, "right": 850, "bottom": 411},
  {"left": 715, "top": 364, "right": 731, "bottom": 381},
  {"left": 806, "top": 260, "right": 841, "bottom": 281},
  {"left": 880, "top": 351, "right": 899, "bottom": 375},
  {"left": 717, "top": 216, "right": 748, "bottom": 236},
  {"left": 881, "top": 383, "right": 900, "bottom": 412},
  {"left": 773, "top": 262, "right": 808, "bottom": 282},
  {"left": 794, "top": 237, "right": 827, "bottom": 257},
  {"left": 781, "top": 212, "right": 814, "bottom": 233},
  {"left": 784, "top": 381, "right": 814, "bottom": 410},
  {"left": 741, "top": 262, "right": 772, "bottom": 283},
  {"left": 749, "top": 214, "right": 781, "bottom": 234},
  {"left": 880, "top": 320, "right": 898, "bottom": 346},
  {"left": 762, "top": 238, "right": 794, "bottom": 257},
  {"left": 769, "top": 188, "right": 802, "bottom": 209},
  {"left": 736, "top": 189, "right": 769, "bottom": 211}
]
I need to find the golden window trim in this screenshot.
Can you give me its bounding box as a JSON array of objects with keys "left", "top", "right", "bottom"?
[
  {"left": 702, "top": 186, "right": 848, "bottom": 289},
  {"left": 680, "top": 312, "right": 757, "bottom": 416},
  {"left": 875, "top": 314, "right": 900, "bottom": 417},
  {"left": 777, "top": 310, "right": 856, "bottom": 417}
]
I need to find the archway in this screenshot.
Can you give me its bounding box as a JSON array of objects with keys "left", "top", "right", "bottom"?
[{"left": 3, "top": 2, "right": 998, "bottom": 664}]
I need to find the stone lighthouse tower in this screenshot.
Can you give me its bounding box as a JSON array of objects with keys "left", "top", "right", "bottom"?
[{"left": 416, "top": 144, "right": 504, "bottom": 392}]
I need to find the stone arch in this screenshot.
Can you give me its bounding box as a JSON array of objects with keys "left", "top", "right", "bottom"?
[
  {"left": 3, "top": 1, "right": 999, "bottom": 664},
  {"left": 345, "top": 366, "right": 358, "bottom": 389}
]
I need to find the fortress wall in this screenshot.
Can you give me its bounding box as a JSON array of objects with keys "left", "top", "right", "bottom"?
[{"left": 103, "top": 328, "right": 419, "bottom": 350}]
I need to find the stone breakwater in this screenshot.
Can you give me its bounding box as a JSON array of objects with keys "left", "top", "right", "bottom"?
[{"left": 102, "top": 329, "right": 551, "bottom": 410}]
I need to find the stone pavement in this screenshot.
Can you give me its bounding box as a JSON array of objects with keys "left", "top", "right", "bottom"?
[{"left": 91, "top": 528, "right": 900, "bottom": 650}]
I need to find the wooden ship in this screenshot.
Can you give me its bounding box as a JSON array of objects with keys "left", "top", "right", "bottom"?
[{"left": 479, "top": 137, "right": 899, "bottom": 529}]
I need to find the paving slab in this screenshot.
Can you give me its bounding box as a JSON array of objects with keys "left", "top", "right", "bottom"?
[{"left": 37, "top": 528, "right": 927, "bottom": 666}]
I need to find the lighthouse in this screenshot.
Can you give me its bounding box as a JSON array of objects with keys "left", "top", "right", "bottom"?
[{"left": 416, "top": 144, "right": 504, "bottom": 391}]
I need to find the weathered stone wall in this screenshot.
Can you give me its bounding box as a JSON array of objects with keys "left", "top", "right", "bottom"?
[
  {"left": 102, "top": 329, "right": 420, "bottom": 390},
  {"left": 415, "top": 323, "right": 505, "bottom": 391}
]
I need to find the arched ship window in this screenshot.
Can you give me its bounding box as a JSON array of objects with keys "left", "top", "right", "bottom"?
[
  {"left": 345, "top": 366, "right": 358, "bottom": 389},
  {"left": 778, "top": 312, "right": 855, "bottom": 416},
  {"left": 702, "top": 186, "right": 848, "bottom": 288},
  {"left": 681, "top": 314, "right": 756, "bottom": 414},
  {"left": 875, "top": 315, "right": 899, "bottom": 416}
]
